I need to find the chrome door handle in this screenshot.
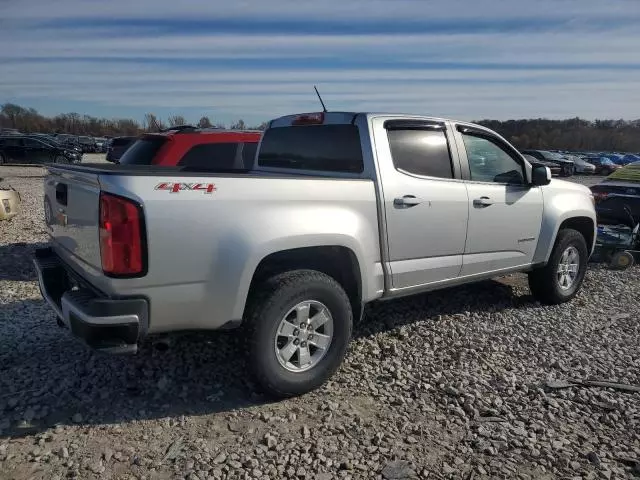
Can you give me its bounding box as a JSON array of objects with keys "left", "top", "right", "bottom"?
[
  {"left": 394, "top": 195, "right": 422, "bottom": 207},
  {"left": 473, "top": 196, "right": 493, "bottom": 207}
]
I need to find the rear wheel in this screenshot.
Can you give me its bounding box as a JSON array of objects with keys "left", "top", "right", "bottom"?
[
  {"left": 0, "top": 153, "right": 5, "bottom": 165},
  {"left": 244, "top": 270, "right": 353, "bottom": 398},
  {"left": 528, "top": 228, "right": 588, "bottom": 304}
]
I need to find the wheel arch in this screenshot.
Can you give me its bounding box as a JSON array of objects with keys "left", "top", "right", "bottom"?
[
  {"left": 558, "top": 216, "right": 596, "bottom": 254},
  {"left": 243, "top": 245, "right": 363, "bottom": 322}
]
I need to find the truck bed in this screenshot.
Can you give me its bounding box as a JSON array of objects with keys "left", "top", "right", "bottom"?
[{"left": 42, "top": 163, "right": 383, "bottom": 334}]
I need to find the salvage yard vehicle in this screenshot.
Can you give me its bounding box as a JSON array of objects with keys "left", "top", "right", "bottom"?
[
  {"left": 591, "top": 161, "right": 640, "bottom": 226},
  {"left": 78, "top": 136, "right": 98, "bottom": 153},
  {"left": 564, "top": 155, "right": 596, "bottom": 174},
  {"left": 117, "top": 125, "right": 261, "bottom": 169},
  {"left": 522, "top": 153, "right": 562, "bottom": 176},
  {"left": 0, "top": 135, "right": 81, "bottom": 165},
  {"left": 521, "top": 149, "right": 575, "bottom": 177},
  {"left": 0, "top": 178, "right": 21, "bottom": 221},
  {"left": 105, "top": 136, "right": 137, "bottom": 163},
  {"left": 34, "top": 111, "right": 597, "bottom": 398}
]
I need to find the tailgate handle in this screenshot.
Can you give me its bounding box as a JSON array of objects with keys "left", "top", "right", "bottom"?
[{"left": 55, "top": 183, "right": 68, "bottom": 206}]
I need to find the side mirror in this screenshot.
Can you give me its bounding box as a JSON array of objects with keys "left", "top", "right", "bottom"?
[{"left": 531, "top": 165, "right": 551, "bottom": 186}]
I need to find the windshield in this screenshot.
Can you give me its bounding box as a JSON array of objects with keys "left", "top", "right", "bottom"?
[
  {"left": 118, "top": 136, "right": 167, "bottom": 165},
  {"left": 543, "top": 151, "right": 566, "bottom": 161}
]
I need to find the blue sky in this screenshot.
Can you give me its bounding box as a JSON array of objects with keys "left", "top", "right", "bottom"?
[{"left": 2, "top": 0, "right": 640, "bottom": 125}]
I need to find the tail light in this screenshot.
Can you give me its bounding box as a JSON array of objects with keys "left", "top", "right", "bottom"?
[
  {"left": 591, "top": 190, "right": 608, "bottom": 203},
  {"left": 99, "top": 192, "right": 145, "bottom": 276}
]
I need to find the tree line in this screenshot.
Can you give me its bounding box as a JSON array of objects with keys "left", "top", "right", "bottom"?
[
  {"left": 2, "top": 103, "right": 640, "bottom": 152},
  {"left": 477, "top": 117, "right": 640, "bottom": 152},
  {"left": 0, "top": 103, "right": 267, "bottom": 137}
]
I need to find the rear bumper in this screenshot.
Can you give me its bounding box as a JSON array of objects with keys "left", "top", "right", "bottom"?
[{"left": 33, "top": 247, "right": 148, "bottom": 354}]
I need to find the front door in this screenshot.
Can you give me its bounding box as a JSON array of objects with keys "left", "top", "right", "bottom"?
[
  {"left": 373, "top": 118, "right": 469, "bottom": 290},
  {"left": 455, "top": 127, "right": 543, "bottom": 276}
]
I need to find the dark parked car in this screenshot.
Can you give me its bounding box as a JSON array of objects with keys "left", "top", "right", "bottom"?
[
  {"left": 78, "top": 136, "right": 98, "bottom": 153},
  {"left": 591, "top": 162, "right": 640, "bottom": 226},
  {"left": 55, "top": 134, "right": 82, "bottom": 151},
  {"left": 0, "top": 136, "right": 82, "bottom": 165},
  {"left": 522, "top": 153, "right": 562, "bottom": 176},
  {"left": 106, "top": 136, "right": 137, "bottom": 163},
  {"left": 521, "top": 150, "right": 574, "bottom": 176},
  {"left": 94, "top": 137, "right": 108, "bottom": 153}
]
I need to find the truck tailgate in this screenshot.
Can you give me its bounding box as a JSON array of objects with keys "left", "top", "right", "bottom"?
[{"left": 44, "top": 166, "right": 102, "bottom": 272}]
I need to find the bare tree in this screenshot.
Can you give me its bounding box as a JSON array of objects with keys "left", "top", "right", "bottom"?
[
  {"left": 168, "top": 114, "right": 187, "bottom": 127},
  {"left": 230, "top": 119, "right": 246, "bottom": 130},
  {"left": 144, "top": 113, "right": 165, "bottom": 132},
  {"left": 197, "top": 116, "right": 213, "bottom": 128}
]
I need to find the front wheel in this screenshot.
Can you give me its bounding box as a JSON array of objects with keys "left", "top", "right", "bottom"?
[
  {"left": 244, "top": 270, "right": 353, "bottom": 398},
  {"left": 528, "top": 228, "right": 588, "bottom": 304},
  {"left": 53, "top": 155, "right": 68, "bottom": 164}
]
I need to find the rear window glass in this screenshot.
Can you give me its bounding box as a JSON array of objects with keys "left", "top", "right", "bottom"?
[
  {"left": 258, "top": 125, "right": 363, "bottom": 173},
  {"left": 112, "top": 137, "right": 134, "bottom": 147},
  {"left": 118, "top": 137, "right": 167, "bottom": 165},
  {"left": 177, "top": 143, "right": 241, "bottom": 170}
]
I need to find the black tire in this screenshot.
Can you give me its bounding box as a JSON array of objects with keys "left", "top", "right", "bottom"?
[
  {"left": 0, "top": 153, "right": 5, "bottom": 165},
  {"left": 54, "top": 155, "right": 68, "bottom": 164},
  {"left": 245, "top": 270, "right": 353, "bottom": 399},
  {"left": 528, "top": 228, "right": 588, "bottom": 305}
]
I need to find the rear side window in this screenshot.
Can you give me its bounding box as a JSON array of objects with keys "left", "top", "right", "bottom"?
[
  {"left": 2, "top": 138, "right": 22, "bottom": 147},
  {"left": 178, "top": 143, "right": 241, "bottom": 170},
  {"left": 241, "top": 142, "right": 258, "bottom": 167},
  {"left": 118, "top": 137, "right": 166, "bottom": 165},
  {"left": 258, "top": 125, "right": 364, "bottom": 173},
  {"left": 387, "top": 129, "right": 453, "bottom": 178}
]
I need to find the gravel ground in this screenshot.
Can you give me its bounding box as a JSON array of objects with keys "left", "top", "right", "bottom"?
[{"left": 1, "top": 166, "right": 639, "bottom": 480}]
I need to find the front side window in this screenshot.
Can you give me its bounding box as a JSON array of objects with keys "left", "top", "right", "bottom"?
[
  {"left": 23, "top": 138, "right": 46, "bottom": 148},
  {"left": 387, "top": 129, "right": 453, "bottom": 179},
  {"left": 461, "top": 132, "right": 524, "bottom": 184}
]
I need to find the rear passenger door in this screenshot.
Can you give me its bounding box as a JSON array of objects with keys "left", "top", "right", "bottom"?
[{"left": 373, "top": 118, "right": 469, "bottom": 290}]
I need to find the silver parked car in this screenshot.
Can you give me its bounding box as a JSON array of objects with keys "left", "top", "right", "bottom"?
[{"left": 564, "top": 155, "right": 596, "bottom": 174}]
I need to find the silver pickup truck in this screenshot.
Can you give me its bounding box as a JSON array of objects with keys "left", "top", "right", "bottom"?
[{"left": 34, "top": 111, "right": 597, "bottom": 398}]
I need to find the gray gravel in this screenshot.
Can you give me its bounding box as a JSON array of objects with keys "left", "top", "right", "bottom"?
[{"left": 1, "top": 166, "right": 639, "bottom": 480}]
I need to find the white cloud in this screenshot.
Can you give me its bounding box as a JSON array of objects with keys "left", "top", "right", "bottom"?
[
  {"left": 1, "top": 0, "right": 640, "bottom": 122},
  {"left": 3, "top": 0, "right": 639, "bottom": 23}
]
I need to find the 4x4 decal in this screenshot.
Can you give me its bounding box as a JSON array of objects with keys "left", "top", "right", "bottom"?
[{"left": 155, "top": 182, "right": 217, "bottom": 194}]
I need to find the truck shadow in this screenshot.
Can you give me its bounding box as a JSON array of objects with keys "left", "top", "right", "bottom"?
[
  {"left": 0, "top": 278, "right": 533, "bottom": 440},
  {"left": 0, "top": 241, "right": 48, "bottom": 281}
]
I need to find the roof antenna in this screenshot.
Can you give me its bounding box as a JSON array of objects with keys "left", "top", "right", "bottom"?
[{"left": 314, "top": 85, "right": 328, "bottom": 113}]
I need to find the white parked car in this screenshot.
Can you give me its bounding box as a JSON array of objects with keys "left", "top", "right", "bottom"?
[{"left": 564, "top": 155, "right": 597, "bottom": 174}]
